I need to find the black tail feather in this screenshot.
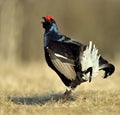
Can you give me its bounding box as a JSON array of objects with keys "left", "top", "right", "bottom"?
[
  {"left": 99, "top": 56, "right": 115, "bottom": 78},
  {"left": 102, "top": 63, "right": 115, "bottom": 78}
]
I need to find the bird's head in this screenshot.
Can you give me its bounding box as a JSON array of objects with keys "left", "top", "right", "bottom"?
[{"left": 42, "top": 15, "right": 56, "bottom": 30}]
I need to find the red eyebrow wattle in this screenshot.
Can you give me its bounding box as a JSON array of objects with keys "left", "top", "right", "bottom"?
[{"left": 45, "top": 15, "right": 53, "bottom": 20}]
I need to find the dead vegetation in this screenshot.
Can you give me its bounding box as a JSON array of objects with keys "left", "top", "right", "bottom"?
[{"left": 0, "top": 62, "right": 119, "bottom": 115}]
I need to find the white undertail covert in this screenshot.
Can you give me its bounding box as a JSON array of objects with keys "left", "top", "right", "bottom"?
[{"left": 80, "top": 41, "right": 100, "bottom": 81}]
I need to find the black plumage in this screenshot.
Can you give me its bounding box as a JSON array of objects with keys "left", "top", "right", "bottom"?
[{"left": 42, "top": 15, "right": 115, "bottom": 97}]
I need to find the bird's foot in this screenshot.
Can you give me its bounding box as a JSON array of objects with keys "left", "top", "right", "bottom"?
[{"left": 62, "top": 88, "right": 72, "bottom": 99}]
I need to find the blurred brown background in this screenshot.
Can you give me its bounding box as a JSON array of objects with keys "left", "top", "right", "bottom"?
[{"left": 0, "top": 0, "right": 120, "bottom": 64}]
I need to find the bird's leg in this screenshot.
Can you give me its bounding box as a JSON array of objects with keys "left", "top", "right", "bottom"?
[{"left": 63, "top": 87, "right": 72, "bottom": 99}]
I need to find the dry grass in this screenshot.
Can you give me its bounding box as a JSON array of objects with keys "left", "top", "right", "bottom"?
[{"left": 0, "top": 61, "right": 120, "bottom": 115}]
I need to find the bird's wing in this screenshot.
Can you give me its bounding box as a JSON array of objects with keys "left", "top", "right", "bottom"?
[
  {"left": 46, "top": 36, "right": 87, "bottom": 81},
  {"left": 46, "top": 41, "right": 78, "bottom": 80}
]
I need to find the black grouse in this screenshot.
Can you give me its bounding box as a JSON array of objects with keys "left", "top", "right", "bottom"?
[{"left": 42, "top": 15, "right": 115, "bottom": 97}]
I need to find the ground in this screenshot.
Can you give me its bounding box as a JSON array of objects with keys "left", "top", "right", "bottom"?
[{"left": 0, "top": 62, "right": 120, "bottom": 115}]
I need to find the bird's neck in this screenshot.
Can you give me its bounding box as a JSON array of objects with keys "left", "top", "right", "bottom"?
[
  {"left": 44, "top": 23, "right": 62, "bottom": 43},
  {"left": 45, "top": 23, "right": 61, "bottom": 35},
  {"left": 44, "top": 23, "right": 64, "bottom": 47}
]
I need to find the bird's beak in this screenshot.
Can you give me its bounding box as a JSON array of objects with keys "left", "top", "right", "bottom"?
[
  {"left": 41, "top": 17, "right": 45, "bottom": 24},
  {"left": 42, "top": 17, "right": 45, "bottom": 20}
]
